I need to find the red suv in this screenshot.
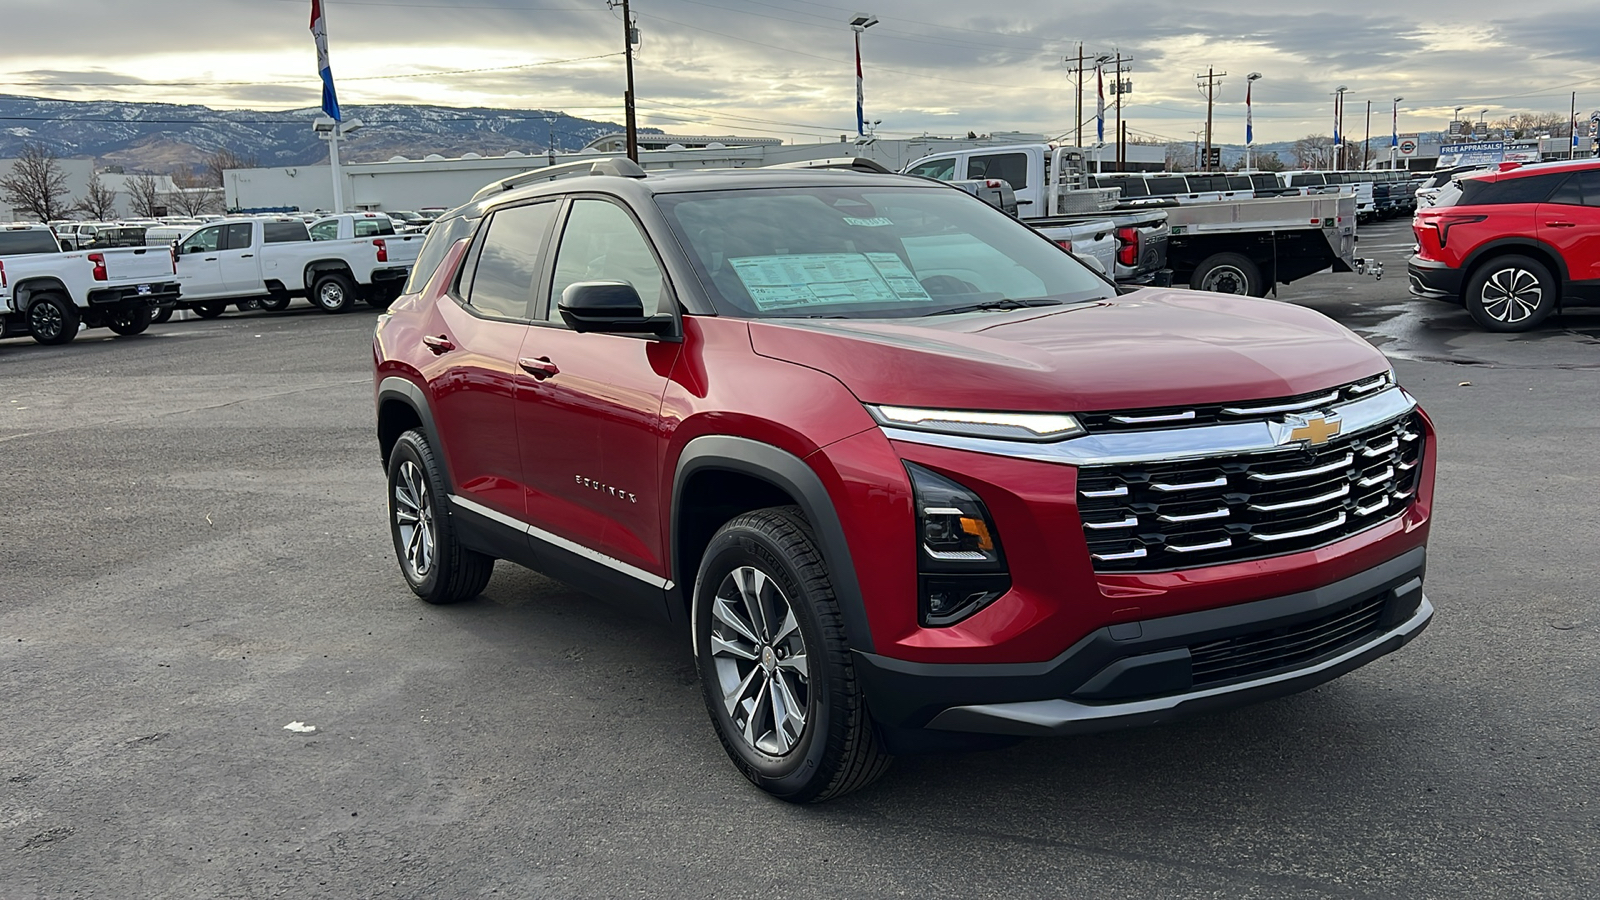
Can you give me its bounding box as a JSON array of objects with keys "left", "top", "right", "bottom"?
[
  {"left": 1410, "top": 159, "right": 1600, "bottom": 330},
  {"left": 374, "top": 159, "right": 1436, "bottom": 802}
]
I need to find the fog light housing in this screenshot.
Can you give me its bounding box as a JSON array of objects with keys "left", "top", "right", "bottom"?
[{"left": 907, "top": 463, "right": 1010, "bottom": 627}]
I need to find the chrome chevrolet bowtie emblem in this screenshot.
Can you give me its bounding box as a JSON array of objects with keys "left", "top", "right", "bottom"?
[{"left": 1281, "top": 413, "right": 1342, "bottom": 447}]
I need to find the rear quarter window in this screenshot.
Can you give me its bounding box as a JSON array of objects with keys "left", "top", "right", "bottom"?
[
  {"left": 1458, "top": 174, "right": 1561, "bottom": 206},
  {"left": 403, "top": 214, "right": 475, "bottom": 295},
  {"left": 263, "top": 222, "right": 310, "bottom": 243}
]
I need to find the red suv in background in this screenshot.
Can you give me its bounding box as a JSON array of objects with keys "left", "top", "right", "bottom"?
[
  {"left": 375, "top": 159, "right": 1436, "bottom": 802},
  {"left": 1410, "top": 159, "right": 1600, "bottom": 331}
]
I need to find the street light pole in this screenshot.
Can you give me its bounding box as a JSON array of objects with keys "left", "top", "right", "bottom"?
[
  {"left": 1333, "top": 85, "right": 1348, "bottom": 170},
  {"left": 850, "top": 13, "right": 879, "bottom": 139},
  {"left": 1364, "top": 99, "right": 1372, "bottom": 171}
]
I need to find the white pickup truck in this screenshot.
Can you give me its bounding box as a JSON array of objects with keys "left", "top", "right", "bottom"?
[
  {"left": 167, "top": 215, "right": 421, "bottom": 318},
  {"left": 0, "top": 223, "right": 181, "bottom": 345}
]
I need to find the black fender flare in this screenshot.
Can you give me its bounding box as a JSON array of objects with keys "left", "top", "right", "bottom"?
[
  {"left": 672, "top": 435, "right": 874, "bottom": 653},
  {"left": 376, "top": 375, "right": 452, "bottom": 494}
]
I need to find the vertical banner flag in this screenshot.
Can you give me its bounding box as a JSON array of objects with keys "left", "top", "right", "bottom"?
[
  {"left": 1333, "top": 93, "right": 1342, "bottom": 150},
  {"left": 854, "top": 32, "right": 864, "bottom": 137},
  {"left": 311, "top": 0, "right": 342, "bottom": 122},
  {"left": 1245, "top": 80, "right": 1254, "bottom": 146},
  {"left": 1392, "top": 102, "right": 1399, "bottom": 149},
  {"left": 1095, "top": 63, "right": 1105, "bottom": 144}
]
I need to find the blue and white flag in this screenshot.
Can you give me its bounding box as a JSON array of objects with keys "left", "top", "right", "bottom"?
[
  {"left": 1392, "top": 103, "right": 1399, "bottom": 148},
  {"left": 311, "top": 0, "right": 342, "bottom": 122},
  {"left": 1095, "top": 63, "right": 1105, "bottom": 144},
  {"left": 1245, "top": 80, "right": 1253, "bottom": 146}
]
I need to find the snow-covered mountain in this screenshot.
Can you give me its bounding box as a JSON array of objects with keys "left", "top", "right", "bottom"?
[{"left": 0, "top": 94, "right": 647, "bottom": 172}]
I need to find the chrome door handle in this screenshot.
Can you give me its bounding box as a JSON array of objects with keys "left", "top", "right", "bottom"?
[
  {"left": 518, "top": 356, "right": 560, "bottom": 380},
  {"left": 422, "top": 334, "right": 455, "bottom": 354}
]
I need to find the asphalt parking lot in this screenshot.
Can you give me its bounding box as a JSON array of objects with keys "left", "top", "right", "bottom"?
[{"left": 3, "top": 245, "right": 1597, "bottom": 898}]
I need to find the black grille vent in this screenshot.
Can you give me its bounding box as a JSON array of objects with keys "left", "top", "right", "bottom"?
[
  {"left": 1076, "top": 374, "right": 1393, "bottom": 434},
  {"left": 1079, "top": 412, "right": 1424, "bottom": 572},
  {"left": 1189, "top": 592, "right": 1388, "bottom": 686}
]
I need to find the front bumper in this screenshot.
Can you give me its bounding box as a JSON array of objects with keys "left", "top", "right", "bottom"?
[
  {"left": 856, "top": 546, "right": 1429, "bottom": 740},
  {"left": 1407, "top": 256, "right": 1462, "bottom": 302}
]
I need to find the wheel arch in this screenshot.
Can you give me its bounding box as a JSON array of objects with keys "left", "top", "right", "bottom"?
[
  {"left": 672, "top": 435, "right": 874, "bottom": 653},
  {"left": 376, "top": 375, "right": 452, "bottom": 494},
  {"left": 13, "top": 277, "right": 71, "bottom": 308},
  {"left": 303, "top": 259, "right": 356, "bottom": 290}
]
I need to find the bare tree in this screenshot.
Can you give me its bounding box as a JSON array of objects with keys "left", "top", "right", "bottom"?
[
  {"left": 204, "top": 148, "right": 260, "bottom": 188},
  {"left": 166, "top": 169, "right": 223, "bottom": 217},
  {"left": 1290, "top": 134, "right": 1335, "bottom": 169},
  {"left": 1, "top": 143, "right": 71, "bottom": 222},
  {"left": 76, "top": 171, "right": 119, "bottom": 220},
  {"left": 1164, "top": 141, "right": 1197, "bottom": 171},
  {"left": 1252, "top": 151, "right": 1287, "bottom": 173},
  {"left": 126, "top": 174, "right": 165, "bottom": 218}
]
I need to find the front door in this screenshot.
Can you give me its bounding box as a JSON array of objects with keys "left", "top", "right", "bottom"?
[
  {"left": 515, "top": 196, "right": 681, "bottom": 580},
  {"left": 175, "top": 225, "right": 225, "bottom": 299},
  {"left": 219, "top": 222, "right": 261, "bottom": 294}
]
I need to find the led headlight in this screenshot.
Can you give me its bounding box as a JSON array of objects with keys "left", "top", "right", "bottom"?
[
  {"left": 868, "top": 405, "right": 1083, "bottom": 443},
  {"left": 906, "top": 463, "right": 1010, "bottom": 627}
]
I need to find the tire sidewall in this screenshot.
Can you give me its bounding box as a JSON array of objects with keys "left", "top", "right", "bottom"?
[
  {"left": 1466, "top": 255, "right": 1555, "bottom": 332},
  {"left": 693, "top": 525, "right": 834, "bottom": 799},
  {"left": 1190, "top": 253, "right": 1261, "bottom": 296},
  {"left": 387, "top": 433, "right": 443, "bottom": 599}
]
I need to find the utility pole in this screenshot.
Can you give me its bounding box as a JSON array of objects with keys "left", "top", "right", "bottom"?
[
  {"left": 610, "top": 0, "right": 639, "bottom": 162},
  {"left": 1196, "top": 68, "right": 1225, "bottom": 172},
  {"left": 1571, "top": 92, "right": 1578, "bottom": 160},
  {"left": 1076, "top": 43, "right": 1084, "bottom": 147},
  {"left": 1364, "top": 99, "right": 1372, "bottom": 171},
  {"left": 1114, "top": 51, "right": 1123, "bottom": 170}
]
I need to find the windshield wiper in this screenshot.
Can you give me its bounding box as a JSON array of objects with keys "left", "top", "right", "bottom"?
[{"left": 922, "top": 298, "right": 1064, "bottom": 316}]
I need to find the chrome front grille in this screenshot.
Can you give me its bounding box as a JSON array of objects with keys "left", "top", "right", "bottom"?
[{"left": 1078, "top": 412, "right": 1424, "bottom": 572}]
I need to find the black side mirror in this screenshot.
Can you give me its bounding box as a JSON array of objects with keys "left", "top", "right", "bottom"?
[{"left": 558, "top": 281, "right": 675, "bottom": 336}]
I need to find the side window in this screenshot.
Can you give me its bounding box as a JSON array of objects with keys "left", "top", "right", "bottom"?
[
  {"left": 309, "top": 220, "right": 338, "bottom": 241},
  {"left": 223, "top": 223, "right": 253, "bottom": 250},
  {"left": 906, "top": 157, "right": 957, "bottom": 181},
  {"left": 547, "top": 199, "right": 668, "bottom": 320},
  {"left": 965, "top": 153, "right": 1029, "bottom": 190},
  {"left": 1547, "top": 171, "right": 1600, "bottom": 207},
  {"left": 181, "top": 226, "right": 222, "bottom": 254},
  {"left": 464, "top": 202, "right": 557, "bottom": 319}
]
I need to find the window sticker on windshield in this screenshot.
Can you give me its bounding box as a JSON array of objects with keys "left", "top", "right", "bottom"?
[
  {"left": 842, "top": 216, "right": 894, "bottom": 227},
  {"left": 729, "top": 253, "right": 932, "bottom": 310}
]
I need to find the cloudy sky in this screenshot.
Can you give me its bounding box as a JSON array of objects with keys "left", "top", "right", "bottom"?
[{"left": 4, "top": 0, "right": 1600, "bottom": 145}]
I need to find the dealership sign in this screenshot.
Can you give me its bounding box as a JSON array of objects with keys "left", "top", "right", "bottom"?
[
  {"left": 1397, "top": 133, "right": 1420, "bottom": 157},
  {"left": 1438, "top": 140, "right": 1507, "bottom": 166}
]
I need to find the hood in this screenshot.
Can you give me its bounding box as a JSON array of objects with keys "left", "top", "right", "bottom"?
[{"left": 747, "top": 289, "right": 1388, "bottom": 413}]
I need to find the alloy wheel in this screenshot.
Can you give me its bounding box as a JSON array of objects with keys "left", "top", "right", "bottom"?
[
  {"left": 709, "top": 565, "right": 810, "bottom": 756},
  {"left": 29, "top": 302, "right": 63, "bottom": 340},
  {"left": 393, "top": 460, "right": 436, "bottom": 580},
  {"left": 1479, "top": 267, "right": 1542, "bottom": 324}
]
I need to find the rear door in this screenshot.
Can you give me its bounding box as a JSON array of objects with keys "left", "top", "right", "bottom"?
[
  {"left": 219, "top": 222, "right": 261, "bottom": 293},
  {"left": 1538, "top": 169, "right": 1600, "bottom": 285}
]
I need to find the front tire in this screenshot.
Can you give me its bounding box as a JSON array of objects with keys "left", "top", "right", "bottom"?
[
  {"left": 150, "top": 307, "right": 173, "bottom": 324},
  {"left": 1190, "top": 252, "right": 1264, "bottom": 296},
  {"left": 258, "top": 294, "right": 291, "bottom": 312},
  {"left": 1465, "top": 254, "right": 1556, "bottom": 332},
  {"left": 387, "top": 429, "right": 494, "bottom": 604},
  {"left": 693, "top": 506, "right": 891, "bottom": 803},
  {"left": 193, "top": 302, "right": 227, "bottom": 319},
  {"left": 106, "top": 307, "right": 153, "bottom": 336},
  {"left": 312, "top": 273, "right": 357, "bottom": 313},
  {"left": 27, "top": 293, "right": 79, "bottom": 345}
]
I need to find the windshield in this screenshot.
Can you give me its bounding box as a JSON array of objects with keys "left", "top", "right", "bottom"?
[{"left": 655, "top": 185, "right": 1112, "bottom": 319}]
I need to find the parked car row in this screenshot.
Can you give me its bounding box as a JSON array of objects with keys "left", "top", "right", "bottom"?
[
  {"left": 1091, "top": 169, "right": 1427, "bottom": 223},
  {"left": 1, "top": 212, "right": 421, "bottom": 344}
]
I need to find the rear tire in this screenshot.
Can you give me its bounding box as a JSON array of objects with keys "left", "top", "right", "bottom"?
[
  {"left": 312, "top": 273, "right": 356, "bottom": 313},
  {"left": 1190, "top": 252, "right": 1264, "bottom": 296},
  {"left": 106, "top": 307, "right": 153, "bottom": 336},
  {"left": 693, "top": 506, "right": 891, "bottom": 803},
  {"left": 27, "top": 293, "right": 79, "bottom": 345},
  {"left": 1465, "top": 254, "right": 1556, "bottom": 332},
  {"left": 150, "top": 307, "right": 173, "bottom": 324},
  {"left": 193, "top": 302, "right": 227, "bottom": 319},
  {"left": 258, "top": 294, "right": 291, "bottom": 312},
  {"left": 387, "top": 429, "right": 494, "bottom": 604}
]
